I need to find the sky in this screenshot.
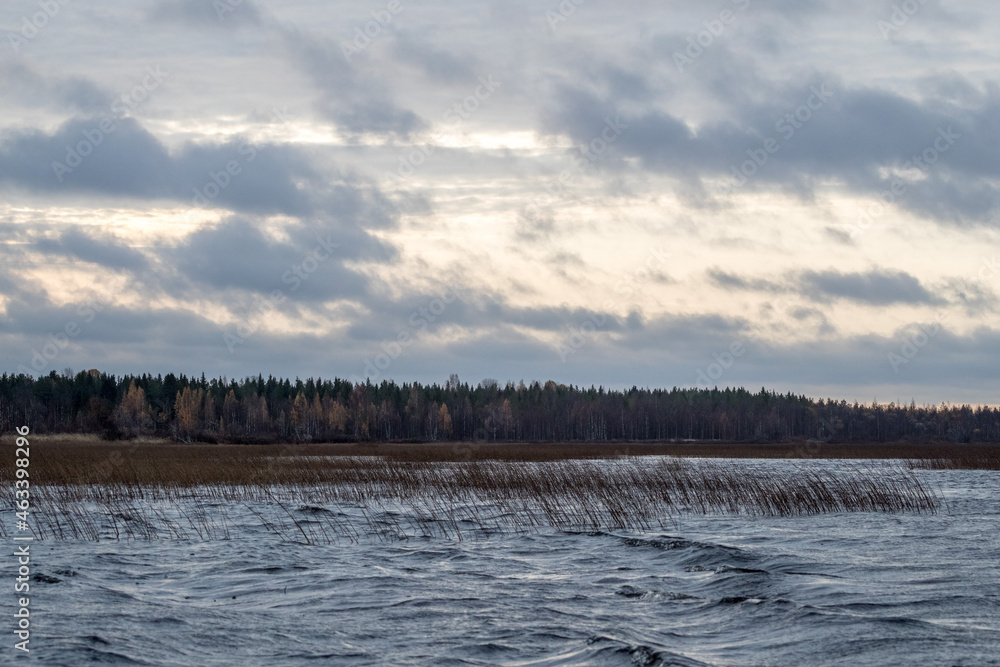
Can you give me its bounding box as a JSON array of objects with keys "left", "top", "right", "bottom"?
[{"left": 1, "top": 0, "right": 998, "bottom": 404}]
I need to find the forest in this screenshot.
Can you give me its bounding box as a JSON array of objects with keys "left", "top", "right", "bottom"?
[{"left": 1, "top": 370, "right": 998, "bottom": 444}]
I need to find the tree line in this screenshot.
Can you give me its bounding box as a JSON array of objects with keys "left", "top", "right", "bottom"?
[{"left": 1, "top": 370, "right": 998, "bottom": 444}]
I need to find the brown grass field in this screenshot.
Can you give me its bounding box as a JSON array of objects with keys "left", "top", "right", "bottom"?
[{"left": 4, "top": 434, "right": 998, "bottom": 471}]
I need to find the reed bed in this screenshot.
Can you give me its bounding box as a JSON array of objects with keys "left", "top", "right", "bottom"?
[
  {"left": 9, "top": 435, "right": 1000, "bottom": 464},
  {"left": 0, "top": 440, "right": 940, "bottom": 543},
  {"left": 908, "top": 450, "right": 1000, "bottom": 470}
]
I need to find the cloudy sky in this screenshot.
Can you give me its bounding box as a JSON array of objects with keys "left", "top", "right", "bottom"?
[{"left": 1, "top": 0, "right": 998, "bottom": 404}]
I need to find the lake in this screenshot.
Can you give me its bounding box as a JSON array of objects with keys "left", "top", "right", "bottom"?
[{"left": 19, "top": 461, "right": 1000, "bottom": 666}]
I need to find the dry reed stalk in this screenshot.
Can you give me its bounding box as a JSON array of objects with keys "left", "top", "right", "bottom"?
[{"left": 4, "top": 442, "right": 946, "bottom": 543}]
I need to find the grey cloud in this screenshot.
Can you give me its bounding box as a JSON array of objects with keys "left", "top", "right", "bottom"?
[
  {"left": 888, "top": 169, "right": 1000, "bottom": 226},
  {"left": 938, "top": 278, "right": 998, "bottom": 311},
  {"left": 488, "top": 1, "right": 531, "bottom": 27},
  {"left": 708, "top": 269, "right": 752, "bottom": 290},
  {"left": 16, "top": 214, "right": 397, "bottom": 307},
  {"left": 0, "top": 263, "right": 17, "bottom": 293},
  {"left": 798, "top": 269, "right": 938, "bottom": 305},
  {"left": 1, "top": 299, "right": 190, "bottom": 347},
  {"left": 625, "top": 310, "right": 645, "bottom": 330},
  {"left": 707, "top": 269, "right": 783, "bottom": 293},
  {"left": 0, "top": 61, "right": 113, "bottom": 113},
  {"left": 540, "top": 67, "right": 1000, "bottom": 225},
  {"left": 2, "top": 0, "right": 999, "bottom": 404},
  {"left": 540, "top": 86, "right": 693, "bottom": 166},
  {"left": 343, "top": 290, "right": 628, "bottom": 344},
  {"left": 789, "top": 307, "right": 835, "bottom": 335},
  {"left": 165, "top": 216, "right": 384, "bottom": 304},
  {"left": 445, "top": 327, "right": 558, "bottom": 364},
  {"left": 515, "top": 215, "right": 555, "bottom": 242},
  {"left": 0, "top": 117, "right": 175, "bottom": 198},
  {"left": 548, "top": 250, "right": 585, "bottom": 267},
  {"left": 281, "top": 27, "right": 422, "bottom": 137},
  {"left": 342, "top": 321, "right": 1000, "bottom": 402},
  {"left": 749, "top": 324, "right": 1000, "bottom": 391},
  {"left": 874, "top": 0, "right": 975, "bottom": 35},
  {"left": 342, "top": 309, "right": 747, "bottom": 385},
  {"left": 0, "top": 116, "right": 399, "bottom": 225},
  {"left": 0, "top": 299, "right": 252, "bottom": 379},
  {"left": 710, "top": 267, "right": 940, "bottom": 306},
  {"left": 3, "top": 276, "right": 999, "bottom": 406},
  {"left": 148, "top": 0, "right": 263, "bottom": 27},
  {"left": 34, "top": 229, "right": 150, "bottom": 272},
  {"left": 598, "top": 64, "right": 654, "bottom": 103},
  {"left": 173, "top": 136, "right": 317, "bottom": 217},
  {"left": 824, "top": 227, "right": 854, "bottom": 245},
  {"left": 390, "top": 33, "right": 478, "bottom": 84},
  {"left": 620, "top": 313, "right": 748, "bottom": 352}
]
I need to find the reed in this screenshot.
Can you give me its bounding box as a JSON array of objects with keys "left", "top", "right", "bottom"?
[
  {"left": 9, "top": 434, "right": 1000, "bottom": 464},
  {"left": 0, "top": 439, "right": 942, "bottom": 543},
  {"left": 907, "top": 449, "right": 1000, "bottom": 470}
]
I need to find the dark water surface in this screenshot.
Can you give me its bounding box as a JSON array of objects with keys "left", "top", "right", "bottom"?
[{"left": 16, "top": 464, "right": 1000, "bottom": 666}]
